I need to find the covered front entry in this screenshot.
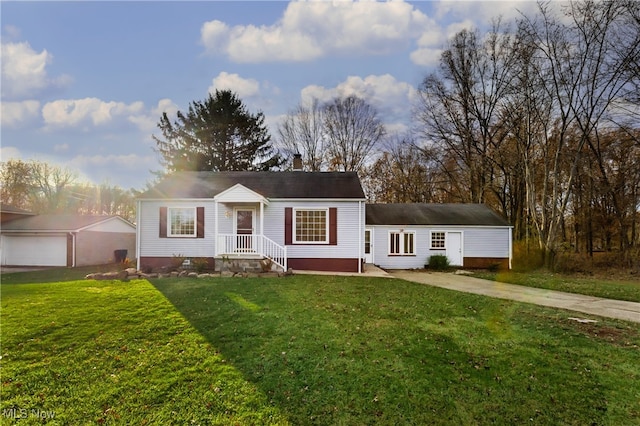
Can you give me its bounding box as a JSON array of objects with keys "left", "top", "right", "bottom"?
[
  {"left": 214, "top": 183, "right": 287, "bottom": 270},
  {"left": 234, "top": 208, "right": 255, "bottom": 253}
]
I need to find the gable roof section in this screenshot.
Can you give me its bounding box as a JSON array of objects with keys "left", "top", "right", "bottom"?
[
  {"left": 0, "top": 203, "right": 35, "bottom": 215},
  {"left": 366, "top": 203, "right": 510, "bottom": 227},
  {"left": 1, "top": 215, "right": 135, "bottom": 233},
  {"left": 138, "top": 171, "right": 366, "bottom": 200},
  {"left": 215, "top": 183, "right": 269, "bottom": 204}
]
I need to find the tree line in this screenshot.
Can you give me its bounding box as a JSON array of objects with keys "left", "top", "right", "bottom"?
[
  {"left": 1, "top": 159, "right": 136, "bottom": 223},
  {"left": 2, "top": 0, "right": 637, "bottom": 268}
]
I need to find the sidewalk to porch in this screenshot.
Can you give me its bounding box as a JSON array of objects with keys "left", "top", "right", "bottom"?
[{"left": 293, "top": 263, "right": 391, "bottom": 278}]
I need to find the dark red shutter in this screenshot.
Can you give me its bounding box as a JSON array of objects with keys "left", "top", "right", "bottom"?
[
  {"left": 329, "top": 207, "right": 337, "bottom": 245},
  {"left": 285, "top": 207, "right": 292, "bottom": 245},
  {"left": 159, "top": 207, "right": 167, "bottom": 238},
  {"left": 196, "top": 207, "right": 205, "bottom": 238}
]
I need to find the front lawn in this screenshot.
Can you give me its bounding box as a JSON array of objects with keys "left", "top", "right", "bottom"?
[
  {"left": 2, "top": 275, "right": 639, "bottom": 424},
  {"left": 472, "top": 270, "right": 640, "bottom": 303}
]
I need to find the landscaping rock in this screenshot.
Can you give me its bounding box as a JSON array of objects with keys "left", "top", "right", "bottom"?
[{"left": 187, "top": 272, "right": 199, "bottom": 278}]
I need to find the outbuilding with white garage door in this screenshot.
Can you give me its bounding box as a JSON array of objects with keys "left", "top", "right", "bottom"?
[{"left": 1, "top": 214, "right": 136, "bottom": 267}]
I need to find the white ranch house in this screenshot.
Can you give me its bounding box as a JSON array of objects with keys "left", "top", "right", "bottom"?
[{"left": 136, "top": 171, "right": 512, "bottom": 273}]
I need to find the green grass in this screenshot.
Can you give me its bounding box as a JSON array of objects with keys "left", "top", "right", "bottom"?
[
  {"left": 472, "top": 270, "right": 640, "bottom": 303},
  {"left": 0, "top": 264, "right": 122, "bottom": 285},
  {"left": 2, "top": 274, "right": 639, "bottom": 425}
]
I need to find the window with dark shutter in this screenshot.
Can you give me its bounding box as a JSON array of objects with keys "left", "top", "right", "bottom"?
[
  {"left": 285, "top": 207, "right": 337, "bottom": 245},
  {"left": 285, "top": 207, "right": 292, "bottom": 245},
  {"left": 159, "top": 206, "right": 204, "bottom": 238},
  {"left": 197, "top": 207, "right": 205, "bottom": 238},
  {"left": 329, "top": 207, "right": 337, "bottom": 246},
  {"left": 159, "top": 207, "right": 167, "bottom": 238}
]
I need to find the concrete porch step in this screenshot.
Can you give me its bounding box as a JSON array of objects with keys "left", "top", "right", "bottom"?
[{"left": 215, "top": 256, "right": 283, "bottom": 273}]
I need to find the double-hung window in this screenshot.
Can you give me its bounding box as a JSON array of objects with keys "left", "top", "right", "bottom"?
[
  {"left": 431, "top": 231, "right": 446, "bottom": 249},
  {"left": 389, "top": 231, "right": 415, "bottom": 255},
  {"left": 168, "top": 207, "right": 196, "bottom": 237},
  {"left": 294, "top": 208, "right": 328, "bottom": 243}
]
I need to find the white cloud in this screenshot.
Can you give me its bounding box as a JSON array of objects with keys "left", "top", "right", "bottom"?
[
  {"left": 410, "top": 47, "right": 444, "bottom": 68},
  {"left": 69, "top": 153, "right": 156, "bottom": 169},
  {"left": 42, "top": 98, "right": 145, "bottom": 128},
  {"left": 302, "top": 74, "right": 415, "bottom": 106},
  {"left": 434, "top": 1, "right": 538, "bottom": 24},
  {"left": 68, "top": 153, "right": 160, "bottom": 188},
  {"left": 1, "top": 41, "right": 70, "bottom": 99},
  {"left": 3, "top": 25, "right": 22, "bottom": 40},
  {"left": 201, "top": 0, "right": 429, "bottom": 63},
  {"left": 209, "top": 72, "right": 260, "bottom": 99},
  {"left": 1, "top": 100, "right": 40, "bottom": 127},
  {"left": 0, "top": 146, "right": 23, "bottom": 162},
  {"left": 53, "top": 143, "right": 69, "bottom": 152},
  {"left": 300, "top": 74, "right": 416, "bottom": 129},
  {"left": 128, "top": 98, "right": 179, "bottom": 135}
]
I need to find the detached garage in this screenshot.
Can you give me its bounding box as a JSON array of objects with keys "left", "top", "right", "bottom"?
[
  {"left": 365, "top": 203, "right": 513, "bottom": 270},
  {"left": 1, "top": 215, "right": 136, "bottom": 267}
]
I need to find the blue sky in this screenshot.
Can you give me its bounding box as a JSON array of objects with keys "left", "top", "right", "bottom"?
[{"left": 1, "top": 1, "right": 538, "bottom": 190}]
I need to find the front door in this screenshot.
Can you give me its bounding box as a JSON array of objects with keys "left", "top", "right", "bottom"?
[
  {"left": 446, "top": 231, "right": 463, "bottom": 266},
  {"left": 364, "top": 229, "right": 373, "bottom": 263},
  {"left": 235, "top": 208, "right": 255, "bottom": 252}
]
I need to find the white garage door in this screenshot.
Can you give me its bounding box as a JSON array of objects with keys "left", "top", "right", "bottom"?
[{"left": 2, "top": 235, "right": 67, "bottom": 266}]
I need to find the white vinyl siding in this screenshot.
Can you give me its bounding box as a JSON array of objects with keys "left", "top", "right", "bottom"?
[
  {"left": 138, "top": 201, "right": 213, "bottom": 258},
  {"left": 264, "top": 200, "right": 362, "bottom": 260},
  {"left": 138, "top": 199, "right": 363, "bottom": 261},
  {"left": 369, "top": 225, "right": 511, "bottom": 269},
  {"left": 464, "top": 228, "right": 511, "bottom": 258}
]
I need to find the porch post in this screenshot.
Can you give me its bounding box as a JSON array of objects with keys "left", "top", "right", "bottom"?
[{"left": 260, "top": 201, "right": 264, "bottom": 255}]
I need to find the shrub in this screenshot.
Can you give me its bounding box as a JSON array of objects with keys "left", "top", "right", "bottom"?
[
  {"left": 192, "top": 257, "right": 210, "bottom": 273},
  {"left": 427, "top": 254, "right": 450, "bottom": 271},
  {"left": 171, "top": 254, "right": 186, "bottom": 270},
  {"left": 511, "top": 240, "right": 544, "bottom": 272}
]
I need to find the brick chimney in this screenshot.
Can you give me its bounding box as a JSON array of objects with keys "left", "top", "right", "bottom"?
[{"left": 293, "top": 153, "right": 303, "bottom": 171}]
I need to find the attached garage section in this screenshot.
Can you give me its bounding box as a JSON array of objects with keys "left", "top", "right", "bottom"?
[{"left": 2, "top": 234, "right": 68, "bottom": 266}]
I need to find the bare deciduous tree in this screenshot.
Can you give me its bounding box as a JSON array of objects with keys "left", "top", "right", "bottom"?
[
  {"left": 323, "top": 95, "right": 386, "bottom": 172},
  {"left": 277, "top": 99, "right": 325, "bottom": 171}
]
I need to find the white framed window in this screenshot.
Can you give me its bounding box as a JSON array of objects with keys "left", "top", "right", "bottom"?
[
  {"left": 431, "top": 231, "right": 446, "bottom": 249},
  {"left": 294, "top": 208, "right": 329, "bottom": 243},
  {"left": 168, "top": 207, "right": 196, "bottom": 237},
  {"left": 389, "top": 231, "right": 415, "bottom": 255}
]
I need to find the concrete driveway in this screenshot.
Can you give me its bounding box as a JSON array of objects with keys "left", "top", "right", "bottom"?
[
  {"left": 0, "top": 266, "right": 53, "bottom": 275},
  {"left": 391, "top": 270, "right": 640, "bottom": 324}
]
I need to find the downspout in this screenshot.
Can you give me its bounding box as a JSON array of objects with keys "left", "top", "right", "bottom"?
[
  {"left": 509, "top": 227, "right": 513, "bottom": 270},
  {"left": 70, "top": 232, "right": 76, "bottom": 267},
  {"left": 214, "top": 200, "right": 219, "bottom": 256},
  {"left": 358, "top": 200, "right": 362, "bottom": 273},
  {"left": 260, "top": 201, "right": 264, "bottom": 256},
  {"left": 135, "top": 199, "right": 141, "bottom": 271}
]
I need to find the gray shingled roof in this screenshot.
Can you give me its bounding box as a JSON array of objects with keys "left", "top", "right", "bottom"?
[
  {"left": 138, "top": 171, "right": 366, "bottom": 199},
  {"left": 366, "top": 203, "right": 510, "bottom": 227},
  {"left": 0, "top": 203, "right": 34, "bottom": 215},
  {"left": 1, "top": 215, "right": 127, "bottom": 232}
]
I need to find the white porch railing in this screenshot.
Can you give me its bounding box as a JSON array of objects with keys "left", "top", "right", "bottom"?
[{"left": 216, "top": 234, "right": 287, "bottom": 271}]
